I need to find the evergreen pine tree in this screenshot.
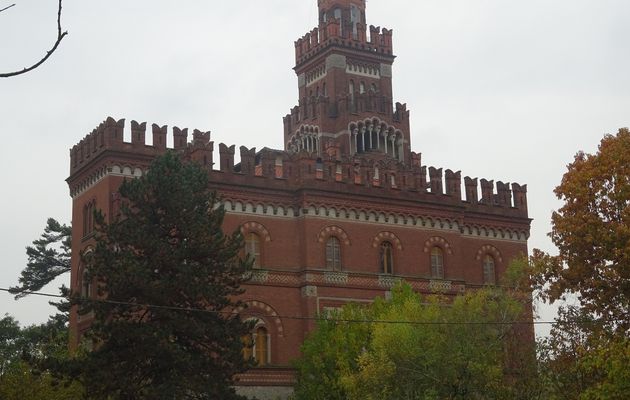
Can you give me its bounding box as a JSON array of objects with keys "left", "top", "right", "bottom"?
[{"left": 74, "top": 152, "right": 252, "bottom": 400}]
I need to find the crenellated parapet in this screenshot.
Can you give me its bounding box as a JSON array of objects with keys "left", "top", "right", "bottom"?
[
  {"left": 294, "top": 23, "right": 393, "bottom": 66},
  {"left": 70, "top": 117, "right": 213, "bottom": 176},
  {"left": 207, "top": 145, "right": 528, "bottom": 219},
  {"left": 68, "top": 117, "right": 528, "bottom": 219}
]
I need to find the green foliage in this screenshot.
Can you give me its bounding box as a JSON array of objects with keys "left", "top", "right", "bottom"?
[
  {"left": 292, "top": 305, "right": 373, "bottom": 400},
  {"left": 0, "top": 360, "right": 84, "bottom": 400},
  {"left": 70, "top": 152, "right": 251, "bottom": 400},
  {"left": 0, "top": 315, "right": 21, "bottom": 376},
  {"left": 9, "top": 218, "right": 71, "bottom": 299},
  {"left": 293, "top": 280, "right": 536, "bottom": 400},
  {"left": 538, "top": 307, "right": 630, "bottom": 400},
  {"left": 0, "top": 314, "right": 84, "bottom": 399}
]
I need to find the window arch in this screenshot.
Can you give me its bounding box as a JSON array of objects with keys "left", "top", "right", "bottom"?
[
  {"left": 359, "top": 81, "right": 366, "bottom": 94},
  {"left": 380, "top": 241, "right": 393, "bottom": 274},
  {"left": 326, "top": 236, "right": 341, "bottom": 270},
  {"left": 483, "top": 254, "right": 496, "bottom": 285},
  {"left": 430, "top": 247, "right": 444, "bottom": 279},
  {"left": 245, "top": 232, "right": 262, "bottom": 268}
]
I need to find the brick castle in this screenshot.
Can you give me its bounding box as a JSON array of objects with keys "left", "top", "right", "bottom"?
[{"left": 67, "top": 1, "right": 531, "bottom": 398}]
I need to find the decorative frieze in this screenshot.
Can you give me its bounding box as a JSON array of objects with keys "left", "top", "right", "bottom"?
[
  {"left": 378, "top": 275, "right": 402, "bottom": 288},
  {"left": 249, "top": 270, "right": 269, "bottom": 283},
  {"left": 324, "top": 271, "right": 349, "bottom": 285},
  {"left": 429, "top": 279, "right": 452, "bottom": 292}
]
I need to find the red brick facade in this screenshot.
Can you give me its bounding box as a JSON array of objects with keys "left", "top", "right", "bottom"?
[{"left": 67, "top": 0, "right": 530, "bottom": 397}]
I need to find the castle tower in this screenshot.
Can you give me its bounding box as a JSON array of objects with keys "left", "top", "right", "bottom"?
[
  {"left": 67, "top": 2, "right": 532, "bottom": 398},
  {"left": 284, "top": 0, "right": 410, "bottom": 165}
]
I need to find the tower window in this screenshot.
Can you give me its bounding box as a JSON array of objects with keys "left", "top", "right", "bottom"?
[
  {"left": 350, "top": 4, "right": 359, "bottom": 39},
  {"left": 380, "top": 242, "right": 393, "bottom": 274},
  {"left": 83, "top": 201, "right": 96, "bottom": 237},
  {"left": 245, "top": 233, "right": 261, "bottom": 268},
  {"left": 483, "top": 255, "right": 496, "bottom": 285},
  {"left": 360, "top": 82, "right": 366, "bottom": 94},
  {"left": 430, "top": 247, "right": 444, "bottom": 279},
  {"left": 326, "top": 237, "right": 341, "bottom": 270}
]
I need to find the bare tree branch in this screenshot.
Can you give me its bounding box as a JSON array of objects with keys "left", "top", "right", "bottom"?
[
  {"left": 0, "top": 4, "right": 16, "bottom": 13},
  {"left": 0, "top": 0, "right": 67, "bottom": 78}
]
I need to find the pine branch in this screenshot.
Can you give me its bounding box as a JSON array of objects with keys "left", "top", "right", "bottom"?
[
  {"left": 9, "top": 218, "right": 72, "bottom": 299},
  {"left": 0, "top": 0, "right": 67, "bottom": 78}
]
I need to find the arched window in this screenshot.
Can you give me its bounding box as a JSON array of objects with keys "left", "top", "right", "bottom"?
[
  {"left": 255, "top": 326, "right": 269, "bottom": 366},
  {"left": 359, "top": 82, "right": 366, "bottom": 94},
  {"left": 430, "top": 247, "right": 444, "bottom": 279},
  {"left": 82, "top": 204, "right": 88, "bottom": 236},
  {"left": 380, "top": 241, "right": 393, "bottom": 274},
  {"left": 83, "top": 201, "right": 95, "bottom": 237},
  {"left": 371, "top": 83, "right": 377, "bottom": 92},
  {"left": 483, "top": 255, "right": 496, "bottom": 285},
  {"left": 242, "top": 325, "right": 269, "bottom": 366},
  {"left": 350, "top": 4, "right": 359, "bottom": 38},
  {"left": 245, "top": 233, "right": 261, "bottom": 268},
  {"left": 81, "top": 267, "right": 92, "bottom": 298},
  {"left": 349, "top": 80, "right": 355, "bottom": 95},
  {"left": 322, "top": 82, "right": 327, "bottom": 97},
  {"left": 326, "top": 237, "right": 341, "bottom": 270}
]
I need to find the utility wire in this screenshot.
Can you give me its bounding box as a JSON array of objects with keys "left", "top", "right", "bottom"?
[{"left": 0, "top": 287, "right": 617, "bottom": 326}]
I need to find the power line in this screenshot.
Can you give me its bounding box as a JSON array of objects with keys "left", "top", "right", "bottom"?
[{"left": 0, "top": 287, "right": 618, "bottom": 327}]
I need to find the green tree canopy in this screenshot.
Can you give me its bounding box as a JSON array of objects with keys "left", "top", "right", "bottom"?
[
  {"left": 70, "top": 152, "right": 252, "bottom": 400},
  {"left": 293, "top": 272, "right": 537, "bottom": 400},
  {"left": 0, "top": 314, "right": 84, "bottom": 400}
]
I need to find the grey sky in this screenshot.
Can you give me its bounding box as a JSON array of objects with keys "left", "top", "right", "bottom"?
[{"left": 1, "top": 1, "right": 629, "bottom": 339}]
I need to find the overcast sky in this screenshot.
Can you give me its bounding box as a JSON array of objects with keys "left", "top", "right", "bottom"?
[{"left": 1, "top": 1, "right": 629, "bottom": 338}]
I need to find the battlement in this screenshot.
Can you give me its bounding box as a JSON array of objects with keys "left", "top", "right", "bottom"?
[
  {"left": 68, "top": 117, "right": 528, "bottom": 220},
  {"left": 318, "top": 0, "right": 366, "bottom": 10},
  {"left": 69, "top": 117, "right": 213, "bottom": 175},
  {"left": 215, "top": 147, "right": 528, "bottom": 218},
  {"left": 295, "top": 24, "right": 393, "bottom": 66}
]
